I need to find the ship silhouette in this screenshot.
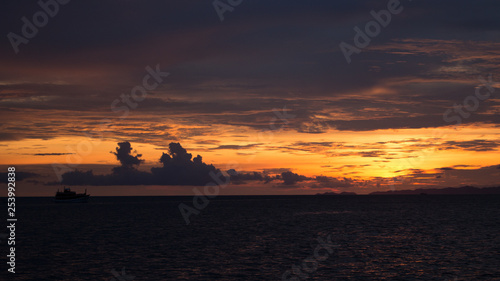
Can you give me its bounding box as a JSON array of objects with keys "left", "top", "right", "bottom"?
[{"left": 54, "top": 187, "right": 90, "bottom": 203}]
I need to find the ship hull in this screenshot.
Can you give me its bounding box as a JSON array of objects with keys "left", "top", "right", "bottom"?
[{"left": 53, "top": 195, "right": 90, "bottom": 203}]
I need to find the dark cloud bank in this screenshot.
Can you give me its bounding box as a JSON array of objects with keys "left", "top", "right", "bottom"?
[
  {"left": 61, "top": 142, "right": 221, "bottom": 186},
  {"left": 60, "top": 141, "right": 324, "bottom": 187},
  {"left": 2, "top": 172, "right": 38, "bottom": 183}
]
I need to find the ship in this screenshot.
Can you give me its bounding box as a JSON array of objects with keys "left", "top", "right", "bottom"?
[{"left": 54, "top": 187, "right": 90, "bottom": 203}]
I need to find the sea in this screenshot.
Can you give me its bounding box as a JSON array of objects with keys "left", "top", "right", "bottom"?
[{"left": 2, "top": 195, "right": 499, "bottom": 280}]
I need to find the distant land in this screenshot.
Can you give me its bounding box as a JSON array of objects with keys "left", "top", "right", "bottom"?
[
  {"left": 316, "top": 186, "right": 500, "bottom": 196},
  {"left": 369, "top": 186, "right": 500, "bottom": 195},
  {"left": 315, "top": 191, "right": 358, "bottom": 196}
]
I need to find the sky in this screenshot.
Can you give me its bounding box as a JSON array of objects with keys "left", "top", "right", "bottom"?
[{"left": 1, "top": 0, "right": 500, "bottom": 196}]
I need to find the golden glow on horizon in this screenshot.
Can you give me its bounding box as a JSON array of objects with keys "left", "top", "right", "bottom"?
[{"left": 1, "top": 123, "right": 499, "bottom": 183}]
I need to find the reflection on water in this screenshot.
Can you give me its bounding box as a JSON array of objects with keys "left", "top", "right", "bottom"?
[{"left": 8, "top": 195, "right": 500, "bottom": 280}]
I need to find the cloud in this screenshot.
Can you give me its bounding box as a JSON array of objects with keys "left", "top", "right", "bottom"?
[
  {"left": 225, "top": 169, "right": 309, "bottom": 186},
  {"left": 1, "top": 172, "right": 38, "bottom": 183},
  {"left": 439, "top": 167, "right": 455, "bottom": 171},
  {"left": 314, "top": 176, "right": 354, "bottom": 188},
  {"left": 112, "top": 141, "right": 143, "bottom": 168},
  {"left": 261, "top": 168, "right": 292, "bottom": 174},
  {"left": 281, "top": 171, "right": 309, "bottom": 185},
  {"left": 213, "top": 143, "right": 261, "bottom": 150},
  {"left": 60, "top": 154, "right": 311, "bottom": 186},
  {"left": 61, "top": 142, "right": 223, "bottom": 186},
  {"left": 2, "top": 1, "right": 500, "bottom": 147},
  {"left": 385, "top": 165, "right": 500, "bottom": 191},
  {"left": 227, "top": 169, "right": 266, "bottom": 185},
  {"left": 439, "top": 140, "right": 500, "bottom": 152},
  {"left": 0, "top": 132, "right": 24, "bottom": 141},
  {"left": 150, "top": 142, "right": 220, "bottom": 186},
  {"left": 452, "top": 164, "right": 478, "bottom": 168},
  {"left": 33, "top": 153, "right": 75, "bottom": 156},
  {"left": 358, "top": 150, "right": 386, "bottom": 158}
]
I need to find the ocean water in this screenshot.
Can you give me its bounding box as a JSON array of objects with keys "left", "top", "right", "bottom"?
[{"left": 2, "top": 195, "right": 500, "bottom": 280}]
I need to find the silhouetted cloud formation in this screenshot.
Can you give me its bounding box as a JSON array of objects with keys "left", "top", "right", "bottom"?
[
  {"left": 113, "top": 141, "right": 143, "bottom": 168},
  {"left": 226, "top": 169, "right": 279, "bottom": 185},
  {"left": 227, "top": 169, "right": 264, "bottom": 184},
  {"left": 62, "top": 142, "right": 222, "bottom": 186},
  {"left": 314, "top": 176, "right": 354, "bottom": 188},
  {"left": 60, "top": 142, "right": 313, "bottom": 186},
  {"left": 1, "top": 172, "right": 38, "bottom": 183},
  {"left": 281, "top": 171, "right": 309, "bottom": 185},
  {"left": 150, "top": 142, "right": 220, "bottom": 185},
  {"left": 59, "top": 141, "right": 500, "bottom": 189}
]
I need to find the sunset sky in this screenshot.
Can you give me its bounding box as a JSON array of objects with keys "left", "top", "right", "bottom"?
[{"left": 1, "top": 0, "right": 499, "bottom": 196}]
